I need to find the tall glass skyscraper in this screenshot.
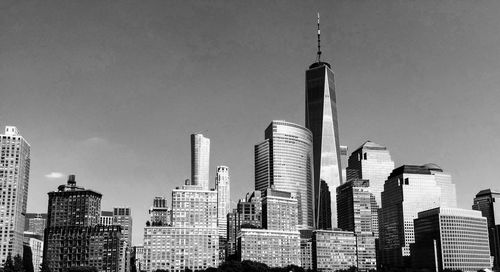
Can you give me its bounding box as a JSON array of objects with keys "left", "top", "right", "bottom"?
[
  {"left": 255, "top": 120, "right": 314, "bottom": 230},
  {"left": 0, "top": 126, "right": 30, "bottom": 263},
  {"left": 191, "top": 134, "right": 210, "bottom": 190},
  {"left": 346, "top": 141, "right": 395, "bottom": 207},
  {"left": 305, "top": 34, "right": 342, "bottom": 229}
]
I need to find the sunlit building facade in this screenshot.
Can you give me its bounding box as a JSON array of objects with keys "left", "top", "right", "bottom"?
[
  {"left": 262, "top": 188, "right": 298, "bottom": 231},
  {"left": 0, "top": 126, "right": 31, "bottom": 263},
  {"left": 254, "top": 120, "right": 313, "bottom": 230},
  {"left": 149, "top": 197, "right": 170, "bottom": 226},
  {"left": 378, "top": 165, "right": 444, "bottom": 269},
  {"left": 215, "top": 166, "right": 230, "bottom": 261},
  {"left": 346, "top": 141, "right": 394, "bottom": 207},
  {"left": 412, "top": 207, "right": 491, "bottom": 272},
  {"left": 312, "top": 230, "right": 357, "bottom": 272},
  {"left": 238, "top": 228, "right": 300, "bottom": 268},
  {"left": 191, "top": 134, "right": 210, "bottom": 190}
]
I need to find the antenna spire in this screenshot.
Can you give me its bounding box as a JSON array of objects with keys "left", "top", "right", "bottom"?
[{"left": 317, "top": 12, "right": 321, "bottom": 63}]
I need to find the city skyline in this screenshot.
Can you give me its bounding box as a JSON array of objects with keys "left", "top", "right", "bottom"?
[{"left": 1, "top": 1, "right": 500, "bottom": 245}]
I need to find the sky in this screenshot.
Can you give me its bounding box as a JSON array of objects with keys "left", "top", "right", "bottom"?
[{"left": 1, "top": 0, "right": 500, "bottom": 245}]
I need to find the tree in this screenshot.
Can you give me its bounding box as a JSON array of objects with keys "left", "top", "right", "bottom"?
[
  {"left": 39, "top": 262, "right": 50, "bottom": 272},
  {"left": 3, "top": 253, "right": 14, "bottom": 272},
  {"left": 23, "top": 245, "right": 34, "bottom": 272},
  {"left": 13, "top": 255, "right": 24, "bottom": 272}
]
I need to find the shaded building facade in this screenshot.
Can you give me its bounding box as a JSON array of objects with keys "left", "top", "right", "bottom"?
[
  {"left": 412, "top": 207, "right": 491, "bottom": 272},
  {"left": 473, "top": 189, "right": 500, "bottom": 270}
]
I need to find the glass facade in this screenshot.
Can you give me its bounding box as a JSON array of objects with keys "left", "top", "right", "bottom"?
[
  {"left": 191, "top": 134, "right": 210, "bottom": 190},
  {"left": 254, "top": 121, "right": 313, "bottom": 230},
  {"left": 306, "top": 64, "right": 342, "bottom": 229},
  {"left": 346, "top": 141, "right": 395, "bottom": 208}
]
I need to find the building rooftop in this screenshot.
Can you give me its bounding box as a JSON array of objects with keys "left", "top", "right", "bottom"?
[{"left": 475, "top": 189, "right": 500, "bottom": 197}]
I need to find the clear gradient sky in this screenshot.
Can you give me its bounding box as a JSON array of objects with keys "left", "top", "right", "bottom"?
[{"left": 1, "top": 1, "right": 500, "bottom": 245}]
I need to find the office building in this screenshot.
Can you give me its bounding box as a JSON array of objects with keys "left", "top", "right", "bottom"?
[
  {"left": 43, "top": 175, "right": 122, "bottom": 272},
  {"left": 254, "top": 120, "right": 313, "bottom": 230},
  {"left": 312, "top": 230, "right": 357, "bottom": 272},
  {"left": 144, "top": 185, "right": 219, "bottom": 272},
  {"left": 25, "top": 213, "right": 47, "bottom": 238},
  {"left": 132, "top": 246, "right": 145, "bottom": 272},
  {"left": 412, "top": 207, "right": 491, "bottom": 272},
  {"left": 262, "top": 188, "right": 298, "bottom": 231},
  {"left": 101, "top": 211, "right": 114, "bottom": 226},
  {"left": 305, "top": 18, "right": 343, "bottom": 229},
  {"left": 215, "top": 166, "right": 230, "bottom": 260},
  {"left": 114, "top": 207, "right": 132, "bottom": 272},
  {"left": 426, "top": 163, "right": 457, "bottom": 208},
  {"left": 45, "top": 225, "right": 122, "bottom": 272},
  {"left": 149, "top": 196, "right": 170, "bottom": 226},
  {"left": 378, "top": 164, "right": 456, "bottom": 269},
  {"left": 226, "top": 210, "right": 237, "bottom": 259},
  {"left": 346, "top": 141, "right": 395, "bottom": 207},
  {"left": 191, "top": 134, "right": 210, "bottom": 190},
  {"left": 236, "top": 191, "right": 262, "bottom": 230},
  {"left": 0, "top": 126, "right": 31, "bottom": 263},
  {"left": 237, "top": 228, "right": 300, "bottom": 268},
  {"left": 24, "top": 232, "right": 43, "bottom": 272},
  {"left": 473, "top": 189, "right": 500, "bottom": 269},
  {"left": 336, "top": 179, "right": 379, "bottom": 237}
]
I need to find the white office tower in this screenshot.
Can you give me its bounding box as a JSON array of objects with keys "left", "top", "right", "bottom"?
[
  {"left": 0, "top": 126, "right": 30, "bottom": 263},
  {"left": 191, "top": 134, "right": 210, "bottom": 190},
  {"left": 215, "top": 166, "right": 230, "bottom": 261}
]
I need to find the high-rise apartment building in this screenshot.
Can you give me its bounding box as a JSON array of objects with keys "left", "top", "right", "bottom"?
[
  {"left": 43, "top": 175, "right": 122, "bottom": 272},
  {"left": 262, "top": 188, "right": 298, "bottom": 231},
  {"left": 215, "top": 166, "right": 230, "bottom": 261},
  {"left": 148, "top": 196, "right": 170, "bottom": 226},
  {"left": 254, "top": 120, "right": 313, "bottom": 230},
  {"left": 336, "top": 179, "right": 379, "bottom": 236},
  {"left": 473, "top": 189, "right": 500, "bottom": 269},
  {"left": 312, "top": 230, "right": 357, "bottom": 271},
  {"left": 346, "top": 141, "right": 395, "bottom": 207},
  {"left": 411, "top": 207, "right": 491, "bottom": 272},
  {"left": 144, "top": 185, "right": 219, "bottom": 272},
  {"left": 191, "top": 134, "right": 210, "bottom": 190},
  {"left": 0, "top": 126, "right": 31, "bottom": 263},
  {"left": 378, "top": 164, "right": 456, "bottom": 269},
  {"left": 305, "top": 18, "right": 343, "bottom": 229}
]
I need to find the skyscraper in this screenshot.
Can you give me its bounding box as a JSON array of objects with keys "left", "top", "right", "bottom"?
[
  {"left": 378, "top": 164, "right": 456, "bottom": 269},
  {"left": 336, "top": 179, "right": 379, "bottom": 236},
  {"left": 148, "top": 196, "right": 171, "bottom": 226},
  {"left": 305, "top": 16, "right": 342, "bottom": 229},
  {"left": 114, "top": 207, "right": 133, "bottom": 272},
  {"left": 473, "top": 189, "right": 500, "bottom": 270},
  {"left": 346, "top": 141, "right": 395, "bottom": 207},
  {"left": 191, "top": 134, "right": 210, "bottom": 190},
  {"left": 215, "top": 166, "right": 230, "bottom": 261},
  {"left": 255, "top": 120, "right": 313, "bottom": 230},
  {"left": 0, "top": 126, "right": 30, "bottom": 263}
]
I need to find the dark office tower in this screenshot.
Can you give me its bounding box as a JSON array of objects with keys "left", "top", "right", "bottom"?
[
  {"left": 254, "top": 121, "right": 313, "bottom": 230},
  {"left": 43, "top": 175, "right": 121, "bottom": 272},
  {"left": 473, "top": 189, "right": 500, "bottom": 269},
  {"left": 346, "top": 141, "right": 395, "bottom": 207},
  {"left": 305, "top": 16, "right": 342, "bottom": 229},
  {"left": 114, "top": 207, "right": 132, "bottom": 272}
]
